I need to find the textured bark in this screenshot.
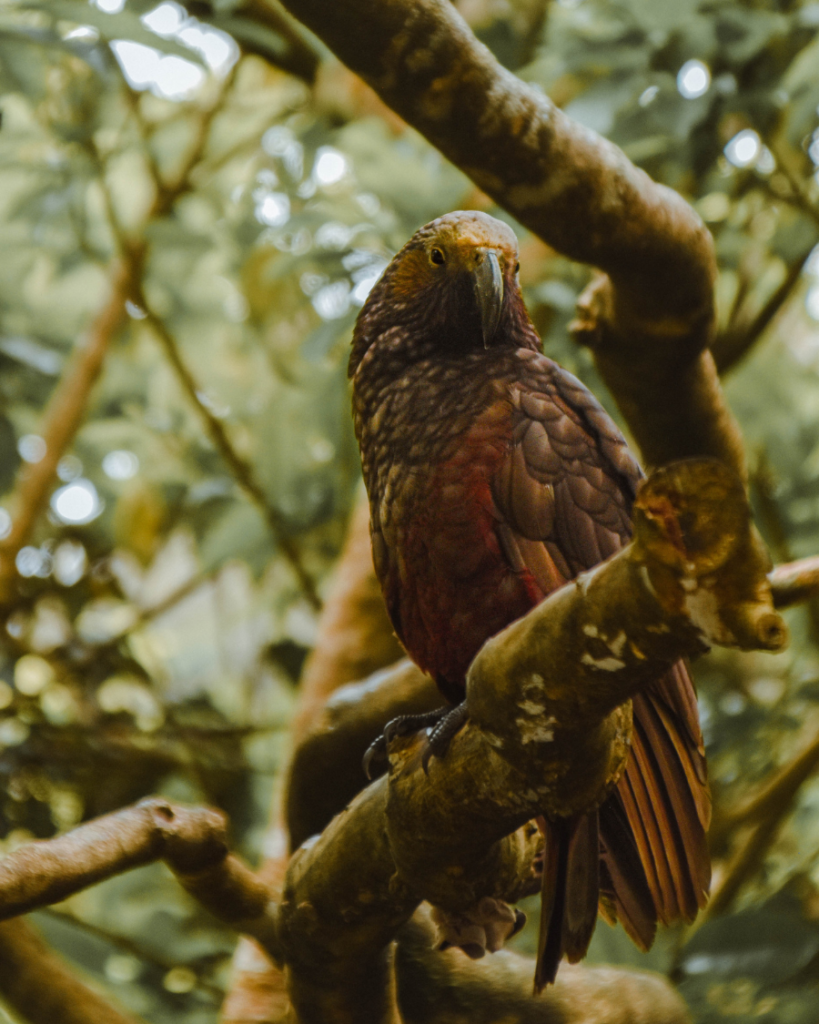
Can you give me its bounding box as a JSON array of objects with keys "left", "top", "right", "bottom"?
[
  {"left": 769, "top": 554, "right": 819, "bottom": 609},
  {"left": 269, "top": 0, "right": 741, "bottom": 482},
  {"left": 0, "top": 463, "right": 778, "bottom": 1024},
  {"left": 395, "top": 906, "right": 690, "bottom": 1024},
  {"left": 223, "top": 493, "right": 405, "bottom": 1024},
  {"left": 274, "top": 0, "right": 714, "bottom": 341},
  {"left": 0, "top": 799, "right": 281, "bottom": 959},
  {"left": 289, "top": 493, "right": 405, "bottom": 747},
  {"left": 275, "top": 460, "right": 783, "bottom": 1023},
  {"left": 287, "top": 658, "right": 439, "bottom": 850}
]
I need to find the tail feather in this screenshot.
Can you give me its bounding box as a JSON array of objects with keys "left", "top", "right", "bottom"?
[
  {"left": 620, "top": 725, "right": 683, "bottom": 924},
  {"left": 598, "top": 795, "right": 656, "bottom": 951},
  {"left": 535, "top": 813, "right": 599, "bottom": 993},
  {"left": 535, "top": 662, "right": 710, "bottom": 987},
  {"left": 563, "top": 811, "right": 600, "bottom": 961},
  {"left": 612, "top": 663, "right": 710, "bottom": 928}
]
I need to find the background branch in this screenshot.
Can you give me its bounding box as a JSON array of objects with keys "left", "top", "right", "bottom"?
[
  {"left": 0, "top": 920, "right": 146, "bottom": 1024},
  {"left": 0, "top": 261, "right": 133, "bottom": 604}
]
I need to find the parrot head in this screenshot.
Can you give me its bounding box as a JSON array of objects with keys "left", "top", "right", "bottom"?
[{"left": 349, "top": 211, "right": 536, "bottom": 377}]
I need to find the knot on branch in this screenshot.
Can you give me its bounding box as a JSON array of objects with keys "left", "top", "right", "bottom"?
[
  {"left": 633, "top": 459, "right": 788, "bottom": 652},
  {"left": 140, "top": 798, "right": 230, "bottom": 873}
]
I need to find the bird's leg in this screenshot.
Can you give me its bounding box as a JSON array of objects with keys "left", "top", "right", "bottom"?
[
  {"left": 363, "top": 707, "right": 449, "bottom": 779},
  {"left": 421, "top": 701, "right": 470, "bottom": 774}
]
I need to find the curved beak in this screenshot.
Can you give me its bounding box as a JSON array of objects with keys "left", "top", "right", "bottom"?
[{"left": 473, "top": 251, "right": 504, "bottom": 348}]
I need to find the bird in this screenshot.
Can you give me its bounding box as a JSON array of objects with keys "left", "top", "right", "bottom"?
[{"left": 349, "top": 210, "right": 710, "bottom": 989}]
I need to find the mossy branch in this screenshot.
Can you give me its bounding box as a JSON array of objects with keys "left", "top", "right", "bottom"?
[{"left": 0, "top": 460, "right": 786, "bottom": 1023}]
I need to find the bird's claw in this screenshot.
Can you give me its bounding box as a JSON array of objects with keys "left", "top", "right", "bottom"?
[
  {"left": 421, "top": 701, "right": 470, "bottom": 774},
  {"left": 362, "top": 708, "right": 449, "bottom": 780}
]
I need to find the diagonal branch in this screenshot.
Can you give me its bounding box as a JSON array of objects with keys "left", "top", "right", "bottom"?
[
  {"left": 271, "top": 0, "right": 745, "bottom": 483},
  {"left": 0, "top": 920, "right": 146, "bottom": 1024},
  {"left": 712, "top": 241, "right": 818, "bottom": 374},
  {"left": 0, "top": 260, "right": 135, "bottom": 604},
  {"left": 769, "top": 555, "right": 819, "bottom": 609},
  {"left": 0, "top": 798, "right": 281, "bottom": 957},
  {"left": 272, "top": 0, "right": 714, "bottom": 340},
  {"left": 706, "top": 724, "right": 819, "bottom": 918},
  {"left": 136, "top": 294, "right": 322, "bottom": 609},
  {"left": 98, "top": 68, "right": 323, "bottom": 609}
]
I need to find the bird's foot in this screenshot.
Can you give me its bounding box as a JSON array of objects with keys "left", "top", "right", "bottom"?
[
  {"left": 421, "top": 701, "right": 470, "bottom": 774},
  {"left": 363, "top": 708, "right": 448, "bottom": 780}
]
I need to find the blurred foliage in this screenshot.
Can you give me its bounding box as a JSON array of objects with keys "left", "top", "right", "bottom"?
[{"left": 0, "top": 0, "right": 817, "bottom": 1021}]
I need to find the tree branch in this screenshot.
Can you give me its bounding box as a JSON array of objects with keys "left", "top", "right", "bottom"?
[
  {"left": 222, "top": 492, "right": 405, "bottom": 1024},
  {"left": 273, "top": 0, "right": 714, "bottom": 339},
  {"left": 264, "top": 0, "right": 746, "bottom": 484},
  {"left": 706, "top": 723, "right": 819, "bottom": 917},
  {"left": 0, "top": 920, "right": 146, "bottom": 1024},
  {"left": 136, "top": 295, "right": 322, "bottom": 609},
  {"left": 0, "top": 798, "right": 280, "bottom": 958},
  {"left": 277, "top": 460, "right": 784, "bottom": 1022},
  {"left": 711, "top": 241, "right": 818, "bottom": 374},
  {"left": 769, "top": 555, "right": 819, "bottom": 609},
  {"left": 1, "top": 460, "right": 775, "bottom": 1023},
  {"left": 0, "top": 260, "right": 134, "bottom": 604},
  {"left": 394, "top": 906, "right": 690, "bottom": 1024},
  {"left": 98, "top": 69, "right": 323, "bottom": 609}
]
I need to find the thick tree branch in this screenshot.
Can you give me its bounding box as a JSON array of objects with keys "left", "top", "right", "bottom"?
[
  {"left": 223, "top": 492, "right": 404, "bottom": 1023},
  {"left": 0, "top": 799, "right": 280, "bottom": 958},
  {"left": 264, "top": 0, "right": 747, "bottom": 485},
  {"left": 289, "top": 494, "right": 404, "bottom": 739},
  {"left": 1, "top": 462, "right": 776, "bottom": 1024},
  {"left": 394, "top": 906, "right": 690, "bottom": 1024},
  {"left": 276, "top": 460, "right": 784, "bottom": 1022},
  {"left": 0, "top": 920, "right": 146, "bottom": 1024},
  {"left": 273, "top": 0, "right": 714, "bottom": 339}
]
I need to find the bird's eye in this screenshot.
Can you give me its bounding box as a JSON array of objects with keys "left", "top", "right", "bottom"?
[
  {"left": 430, "top": 248, "right": 445, "bottom": 265},
  {"left": 514, "top": 261, "right": 520, "bottom": 274}
]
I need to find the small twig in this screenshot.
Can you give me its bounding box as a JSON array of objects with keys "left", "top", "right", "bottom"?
[
  {"left": 713, "top": 243, "right": 817, "bottom": 374},
  {"left": 764, "top": 142, "right": 819, "bottom": 234},
  {"left": 755, "top": 450, "right": 819, "bottom": 645},
  {"left": 703, "top": 723, "right": 819, "bottom": 920},
  {"left": 99, "top": 67, "right": 322, "bottom": 608},
  {"left": 719, "top": 725, "right": 819, "bottom": 835},
  {"left": 0, "top": 261, "right": 134, "bottom": 603},
  {"left": 136, "top": 294, "right": 321, "bottom": 608},
  {"left": 179, "top": 0, "right": 321, "bottom": 84},
  {"left": 156, "top": 62, "right": 241, "bottom": 216}
]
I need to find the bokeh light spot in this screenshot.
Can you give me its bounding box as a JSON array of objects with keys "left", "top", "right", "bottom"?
[
  {"left": 103, "top": 450, "right": 140, "bottom": 481},
  {"left": 677, "top": 60, "right": 710, "bottom": 99},
  {"left": 18, "top": 434, "right": 46, "bottom": 464},
  {"left": 724, "top": 129, "right": 761, "bottom": 168},
  {"left": 51, "top": 479, "right": 102, "bottom": 525}
]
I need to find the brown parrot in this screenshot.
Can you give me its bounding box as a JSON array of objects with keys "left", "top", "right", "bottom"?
[{"left": 349, "top": 210, "right": 710, "bottom": 988}]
